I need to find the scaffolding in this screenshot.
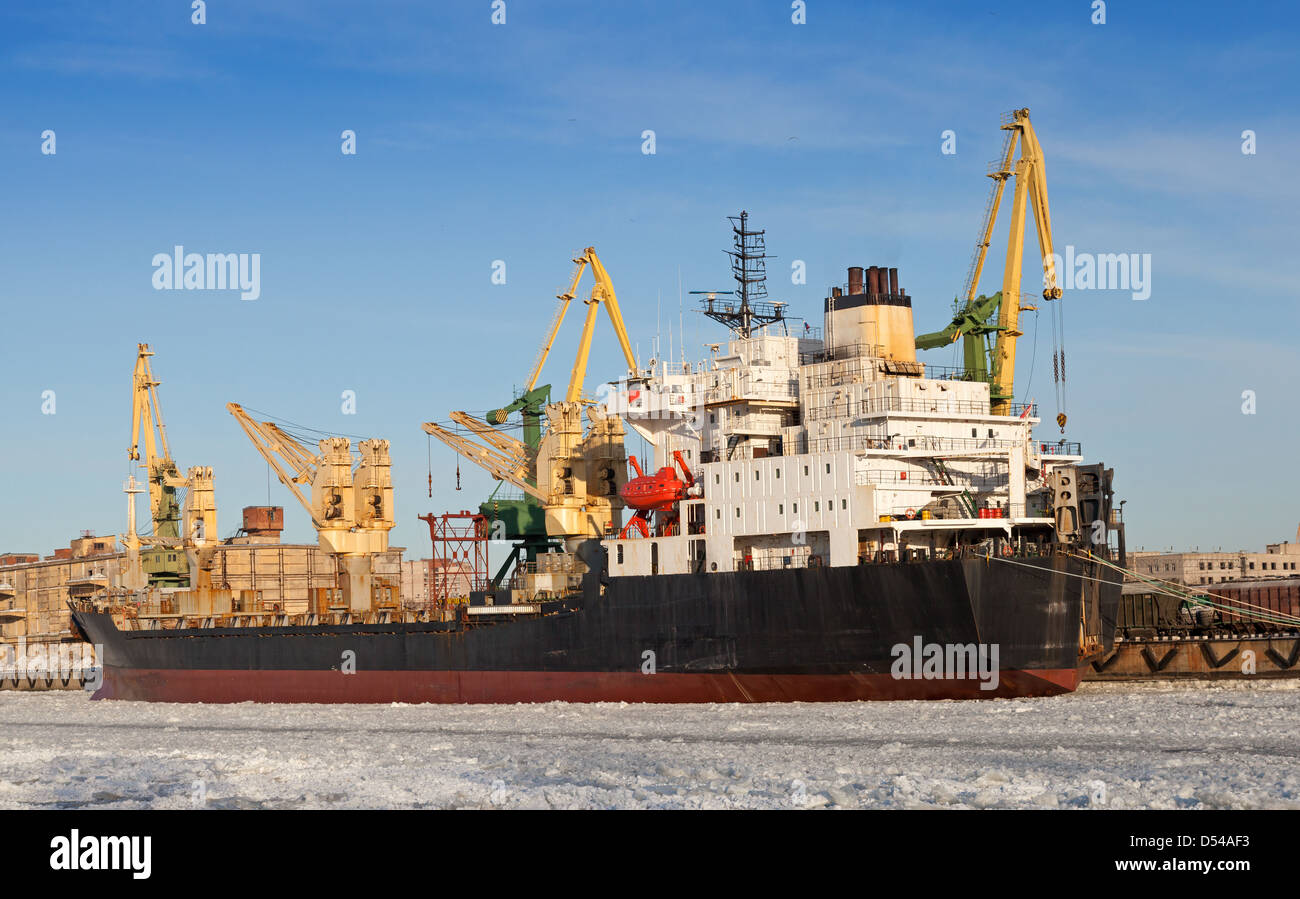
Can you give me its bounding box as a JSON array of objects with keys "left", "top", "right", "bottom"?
[{"left": 418, "top": 510, "right": 489, "bottom": 608}]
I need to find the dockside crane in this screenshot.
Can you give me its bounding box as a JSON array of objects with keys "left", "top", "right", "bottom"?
[
  {"left": 929, "top": 108, "right": 1064, "bottom": 423},
  {"left": 126, "top": 344, "right": 217, "bottom": 589},
  {"left": 226, "top": 403, "right": 394, "bottom": 612},
  {"left": 424, "top": 246, "right": 636, "bottom": 579}
]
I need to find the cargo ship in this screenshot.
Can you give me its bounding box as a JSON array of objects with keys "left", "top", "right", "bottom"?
[
  {"left": 71, "top": 111, "right": 1127, "bottom": 704},
  {"left": 72, "top": 240, "right": 1125, "bottom": 702}
]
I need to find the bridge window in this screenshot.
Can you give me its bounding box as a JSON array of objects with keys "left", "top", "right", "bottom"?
[{"left": 617, "top": 545, "right": 624, "bottom": 565}]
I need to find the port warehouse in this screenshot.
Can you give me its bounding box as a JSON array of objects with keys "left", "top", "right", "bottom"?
[{"left": 0, "top": 514, "right": 468, "bottom": 659}]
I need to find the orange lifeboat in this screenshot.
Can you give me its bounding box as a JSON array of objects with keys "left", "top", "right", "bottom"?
[{"left": 619, "top": 451, "right": 695, "bottom": 537}]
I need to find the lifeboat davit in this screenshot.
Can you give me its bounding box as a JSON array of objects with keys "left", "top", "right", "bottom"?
[{"left": 618, "top": 451, "right": 695, "bottom": 537}]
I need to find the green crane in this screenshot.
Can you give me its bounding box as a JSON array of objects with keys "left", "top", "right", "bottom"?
[
  {"left": 481, "top": 384, "right": 552, "bottom": 584},
  {"left": 914, "top": 291, "right": 1021, "bottom": 403}
]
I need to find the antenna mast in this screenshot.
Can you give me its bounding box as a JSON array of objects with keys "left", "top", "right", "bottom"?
[{"left": 694, "top": 210, "right": 787, "bottom": 338}]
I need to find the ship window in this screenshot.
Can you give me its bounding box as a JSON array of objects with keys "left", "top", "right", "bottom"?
[
  {"left": 775, "top": 469, "right": 781, "bottom": 479},
  {"left": 617, "top": 545, "right": 624, "bottom": 565},
  {"left": 814, "top": 501, "right": 820, "bottom": 512},
  {"left": 716, "top": 509, "right": 721, "bottom": 520},
  {"left": 825, "top": 463, "right": 831, "bottom": 474},
  {"left": 803, "top": 465, "right": 809, "bottom": 476},
  {"left": 971, "top": 428, "right": 977, "bottom": 437},
  {"left": 735, "top": 508, "right": 741, "bottom": 518},
  {"left": 735, "top": 472, "right": 740, "bottom": 483},
  {"left": 710, "top": 414, "right": 716, "bottom": 423},
  {"left": 755, "top": 470, "right": 760, "bottom": 480},
  {"left": 988, "top": 428, "right": 994, "bottom": 438},
  {"left": 779, "top": 504, "right": 784, "bottom": 514},
  {"left": 842, "top": 499, "right": 848, "bottom": 510},
  {"left": 715, "top": 474, "right": 720, "bottom": 485},
  {"left": 793, "top": 503, "right": 798, "bottom": 513}
]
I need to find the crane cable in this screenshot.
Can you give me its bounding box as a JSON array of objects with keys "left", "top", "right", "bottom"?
[{"left": 1050, "top": 294, "right": 1067, "bottom": 432}]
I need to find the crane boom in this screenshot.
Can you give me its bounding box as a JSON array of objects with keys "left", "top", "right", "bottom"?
[
  {"left": 960, "top": 108, "right": 1061, "bottom": 416},
  {"left": 523, "top": 255, "right": 589, "bottom": 393},
  {"left": 566, "top": 247, "right": 636, "bottom": 403},
  {"left": 448, "top": 411, "right": 530, "bottom": 468},
  {"left": 226, "top": 402, "right": 318, "bottom": 524},
  {"left": 422, "top": 421, "right": 548, "bottom": 503},
  {"left": 129, "top": 344, "right": 186, "bottom": 539}
]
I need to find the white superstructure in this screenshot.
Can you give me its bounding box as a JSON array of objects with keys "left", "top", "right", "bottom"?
[{"left": 604, "top": 265, "right": 1086, "bottom": 579}]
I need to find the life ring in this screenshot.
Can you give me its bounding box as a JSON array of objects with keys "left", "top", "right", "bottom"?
[
  {"left": 1000, "top": 545, "right": 1013, "bottom": 558},
  {"left": 905, "top": 508, "right": 917, "bottom": 520}
]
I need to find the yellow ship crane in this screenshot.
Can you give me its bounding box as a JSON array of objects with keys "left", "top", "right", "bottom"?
[
  {"left": 962, "top": 108, "right": 1063, "bottom": 421},
  {"left": 426, "top": 246, "right": 633, "bottom": 543},
  {"left": 227, "top": 403, "right": 394, "bottom": 612},
  {"left": 514, "top": 247, "right": 638, "bottom": 405},
  {"left": 127, "top": 344, "right": 217, "bottom": 588}
]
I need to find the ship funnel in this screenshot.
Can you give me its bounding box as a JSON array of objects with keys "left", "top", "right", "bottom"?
[
  {"left": 823, "top": 263, "right": 917, "bottom": 362},
  {"left": 847, "top": 266, "right": 864, "bottom": 295}
]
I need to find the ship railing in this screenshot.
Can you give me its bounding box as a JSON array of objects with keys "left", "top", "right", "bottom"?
[
  {"left": 923, "top": 364, "right": 980, "bottom": 382},
  {"left": 874, "top": 501, "right": 1034, "bottom": 522},
  {"left": 735, "top": 552, "right": 816, "bottom": 571},
  {"left": 701, "top": 381, "right": 798, "bottom": 406},
  {"left": 812, "top": 434, "right": 1023, "bottom": 454},
  {"left": 858, "top": 470, "right": 1003, "bottom": 488},
  {"left": 862, "top": 542, "right": 1056, "bottom": 564},
  {"left": 798, "top": 341, "right": 886, "bottom": 366},
  {"left": 1037, "top": 441, "right": 1082, "bottom": 456}
]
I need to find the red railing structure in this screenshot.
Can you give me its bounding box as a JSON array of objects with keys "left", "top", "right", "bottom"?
[{"left": 418, "top": 510, "right": 489, "bottom": 609}]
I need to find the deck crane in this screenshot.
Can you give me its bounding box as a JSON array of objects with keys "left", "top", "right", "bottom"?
[
  {"left": 943, "top": 108, "right": 1063, "bottom": 423},
  {"left": 425, "top": 246, "right": 636, "bottom": 567},
  {"left": 126, "top": 344, "right": 217, "bottom": 588},
  {"left": 226, "top": 403, "right": 394, "bottom": 612}
]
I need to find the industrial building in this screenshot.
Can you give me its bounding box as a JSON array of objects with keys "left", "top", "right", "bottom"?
[{"left": 1128, "top": 527, "right": 1300, "bottom": 585}]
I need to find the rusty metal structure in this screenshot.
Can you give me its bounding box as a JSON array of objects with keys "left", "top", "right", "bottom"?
[{"left": 418, "top": 510, "right": 489, "bottom": 608}]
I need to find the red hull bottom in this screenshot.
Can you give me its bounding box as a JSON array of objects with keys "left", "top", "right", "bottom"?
[{"left": 93, "top": 667, "right": 1085, "bottom": 704}]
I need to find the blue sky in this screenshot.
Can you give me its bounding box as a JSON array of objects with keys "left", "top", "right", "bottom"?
[{"left": 1, "top": 0, "right": 1297, "bottom": 557}]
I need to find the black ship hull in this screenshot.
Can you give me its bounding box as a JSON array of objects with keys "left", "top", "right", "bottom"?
[{"left": 72, "top": 553, "right": 1121, "bottom": 703}]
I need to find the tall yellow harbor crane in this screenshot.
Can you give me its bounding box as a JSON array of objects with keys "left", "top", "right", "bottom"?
[
  {"left": 127, "top": 344, "right": 217, "bottom": 588},
  {"left": 226, "top": 403, "right": 394, "bottom": 612},
  {"left": 959, "top": 108, "right": 1063, "bottom": 421},
  {"left": 424, "top": 246, "right": 635, "bottom": 546}
]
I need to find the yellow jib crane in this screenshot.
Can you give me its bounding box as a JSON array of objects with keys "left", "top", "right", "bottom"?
[
  {"left": 127, "top": 344, "right": 216, "bottom": 588},
  {"left": 962, "top": 108, "right": 1063, "bottom": 422},
  {"left": 227, "top": 403, "right": 394, "bottom": 612},
  {"left": 424, "top": 246, "right": 635, "bottom": 544},
  {"left": 514, "top": 247, "right": 638, "bottom": 407}
]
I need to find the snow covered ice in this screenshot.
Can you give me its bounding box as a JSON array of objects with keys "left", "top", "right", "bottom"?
[{"left": 1, "top": 680, "right": 1298, "bottom": 810}]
